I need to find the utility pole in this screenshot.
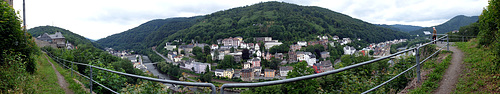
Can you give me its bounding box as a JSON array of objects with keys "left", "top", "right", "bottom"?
[{"left": 23, "top": 0, "right": 26, "bottom": 32}]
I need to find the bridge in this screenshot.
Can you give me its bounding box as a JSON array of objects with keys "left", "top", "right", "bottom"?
[{"left": 44, "top": 35, "right": 451, "bottom": 94}]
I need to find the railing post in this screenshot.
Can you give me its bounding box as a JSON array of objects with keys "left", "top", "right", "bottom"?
[
  {"left": 416, "top": 46, "right": 420, "bottom": 83},
  {"left": 447, "top": 35, "right": 449, "bottom": 51},
  {"left": 90, "top": 66, "right": 93, "bottom": 93}
]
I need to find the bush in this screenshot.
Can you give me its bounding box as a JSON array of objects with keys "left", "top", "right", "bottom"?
[{"left": 0, "top": 1, "right": 38, "bottom": 73}]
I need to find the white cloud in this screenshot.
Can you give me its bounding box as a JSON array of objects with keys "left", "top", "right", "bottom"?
[{"left": 13, "top": 0, "right": 488, "bottom": 39}]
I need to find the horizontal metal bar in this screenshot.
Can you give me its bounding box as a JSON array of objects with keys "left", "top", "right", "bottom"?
[
  {"left": 419, "top": 44, "right": 445, "bottom": 65},
  {"left": 58, "top": 57, "right": 216, "bottom": 94},
  {"left": 362, "top": 42, "right": 447, "bottom": 93},
  {"left": 362, "top": 62, "right": 419, "bottom": 94},
  {"left": 221, "top": 35, "right": 449, "bottom": 93},
  {"left": 49, "top": 55, "right": 119, "bottom": 94}
]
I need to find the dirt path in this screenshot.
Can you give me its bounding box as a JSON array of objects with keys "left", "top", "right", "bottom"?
[
  {"left": 44, "top": 55, "right": 74, "bottom": 94},
  {"left": 434, "top": 43, "right": 464, "bottom": 94}
]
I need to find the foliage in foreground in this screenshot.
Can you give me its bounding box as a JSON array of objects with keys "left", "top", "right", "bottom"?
[
  {"left": 0, "top": 1, "right": 39, "bottom": 93},
  {"left": 409, "top": 53, "right": 452, "bottom": 93},
  {"left": 455, "top": 40, "right": 500, "bottom": 93}
]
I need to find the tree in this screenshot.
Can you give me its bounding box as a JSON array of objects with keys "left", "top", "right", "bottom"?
[
  {"left": 242, "top": 49, "right": 250, "bottom": 60},
  {"left": 199, "top": 65, "right": 212, "bottom": 82},
  {"left": 230, "top": 47, "right": 235, "bottom": 53},
  {"left": 285, "top": 61, "right": 319, "bottom": 93},
  {"left": 218, "top": 55, "right": 235, "bottom": 69},
  {"left": 369, "top": 50, "right": 374, "bottom": 55},
  {"left": 203, "top": 45, "right": 211, "bottom": 55},
  {"left": 478, "top": 0, "right": 500, "bottom": 66},
  {"left": 0, "top": 1, "right": 38, "bottom": 73}
]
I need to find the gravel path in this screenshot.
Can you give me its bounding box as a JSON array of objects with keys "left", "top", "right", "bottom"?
[
  {"left": 434, "top": 42, "right": 464, "bottom": 94},
  {"left": 44, "top": 55, "right": 74, "bottom": 94}
]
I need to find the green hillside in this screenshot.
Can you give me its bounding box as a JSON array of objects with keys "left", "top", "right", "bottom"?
[
  {"left": 165, "top": 1, "right": 409, "bottom": 44},
  {"left": 377, "top": 24, "right": 424, "bottom": 32},
  {"left": 96, "top": 16, "right": 202, "bottom": 51},
  {"left": 408, "top": 15, "right": 478, "bottom": 35},
  {"left": 28, "top": 26, "right": 102, "bottom": 48}
]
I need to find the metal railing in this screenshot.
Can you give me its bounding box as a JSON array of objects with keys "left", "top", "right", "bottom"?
[
  {"left": 44, "top": 35, "right": 449, "bottom": 94},
  {"left": 44, "top": 50, "right": 217, "bottom": 94}
]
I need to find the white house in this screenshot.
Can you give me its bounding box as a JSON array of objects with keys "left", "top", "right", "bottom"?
[
  {"left": 297, "top": 41, "right": 307, "bottom": 46},
  {"left": 254, "top": 43, "right": 260, "bottom": 51},
  {"left": 215, "top": 69, "right": 224, "bottom": 77},
  {"left": 264, "top": 42, "right": 283, "bottom": 49},
  {"left": 344, "top": 46, "right": 356, "bottom": 55},
  {"left": 307, "top": 54, "right": 317, "bottom": 66},
  {"left": 211, "top": 44, "right": 219, "bottom": 50},
  {"left": 279, "top": 66, "right": 294, "bottom": 77},
  {"left": 243, "top": 62, "right": 251, "bottom": 69}
]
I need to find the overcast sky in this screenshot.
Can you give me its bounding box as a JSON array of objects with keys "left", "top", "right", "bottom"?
[{"left": 13, "top": 0, "right": 488, "bottom": 40}]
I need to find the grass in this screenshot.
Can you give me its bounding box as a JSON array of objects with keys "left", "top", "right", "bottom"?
[
  {"left": 30, "top": 53, "right": 88, "bottom": 94},
  {"left": 44, "top": 53, "right": 88, "bottom": 94},
  {"left": 454, "top": 39, "right": 500, "bottom": 93},
  {"left": 31, "top": 54, "right": 66, "bottom": 93},
  {"left": 409, "top": 51, "right": 452, "bottom": 94}
]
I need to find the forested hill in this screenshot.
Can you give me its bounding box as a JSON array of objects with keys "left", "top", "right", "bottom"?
[
  {"left": 96, "top": 16, "right": 202, "bottom": 51},
  {"left": 408, "top": 15, "right": 479, "bottom": 35},
  {"left": 165, "top": 1, "right": 409, "bottom": 44},
  {"left": 376, "top": 24, "right": 423, "bottom": 32},
  {"left": 28, "top": 26, "right": 102, "bottom": 48}
]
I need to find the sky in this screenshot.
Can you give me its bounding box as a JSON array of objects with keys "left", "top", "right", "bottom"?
[{"left": 12, "top": 0, "right": 488, "bottom": 40}]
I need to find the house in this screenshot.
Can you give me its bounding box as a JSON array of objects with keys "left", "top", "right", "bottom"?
[
  {"left": 228, "top": 52, "right": 242, "bottom": 62},
  {"left": 235, "top": 36, "right": 243, "bottom": 41},
  {"left": 164, "top": 42, "right": 177, "bottom": 51},
  {"left": 250, "top": 57, "right": 261, "bottom": 68},
  {"left": 173, "top": 55, "right": 183, "bottom": 62},
  {"left": 320, "top": 51, "right": 330, "bottom": 59},
  {"left": 264, "top": 42, "right": 283, "bottom": 49},
  {"left": 222, "top": 37, "right": 241, "bottom": 46},
  {"left": 264, "top": 69, "right": 276, "bottom": 78},
  {"left": 296, "top": 51, "right": 312, "bottom": 62},
  {"left": 274, "top": 53, "right": 284, "bottom": 60},
  {"left": 344, "top": 46, "right": 356, "bottom": 55},
  {"left": 332, "top": 35, "right": 339, "bottom": 40},
  {"left": 215, "top": 69, "right": 224, "bottom": 77},
  {"left": 256, "top": 50, "right": 262, "bottom": 57},
  {"left": 233, "top": 70, "right": 241, "bottom": 78},
  {"left": 254, "top": 43, "right": 260, "bottom": 51},
  {"left": 253, "top": 66, "right": 262, "bottom": 75},
  {"left": 194, "top": 43, "right": 208, "bottom": 49},
  {"left": 178, "top": 45, "right": 194, "bottom": 53},
  {"left": 36, "top": 32, "right": 66, "bottom": 48},
  {"left": 288, "top": 51, "right": 297, "bottom": 63},
  {"left": 313, "top": 60, "right": 333, "bottom": 73},
  {"left": 240, "top": 69, "right": 254, "bottom": 81},
  {"left": 223, "top": 69, "right": 235, "bottom": 79},
  {"left": 279, "top": 66, "right": 294, "bottom": 77},
  {"left": 248, "top": 43, "right": 255, "bottom": 49},
  {"left": 193, "top": 62, "right": 211, "bottom": 74},
  {"left": 297, "top": 41, "right": 307, "bottom": 46},
  {"left": 211, "top": 44, "right": 219, "bottom": 50},
  {"left": 290, "top": 44, "right": 302, "bottom": 51},
  {"left": 254, "top": 37, "right": 272, "bottom": 43},
  {"left": 307, "top": 54, "right": 317, "bottom": 66},
  {"left": 243, "top": 62, "right": 251, "bottom": 69}
]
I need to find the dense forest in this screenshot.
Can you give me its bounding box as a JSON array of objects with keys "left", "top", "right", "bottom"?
[
  {"left": 96, "top": 17, "right": 202, "bottom": 52},
  {"left": 376, "top": 24, "right": 423, "bottom": 32},
  {"left": 97, "top": 1, "right": 410, "bottom": 59},
  {"left": 165, "top": 1, "right": 409, "bottom": 44},
  {"left": 27, "top": 26, "right": 102, "bottom": 49},
  {"left": 408, "top": 15, "right": 479, "bottom": 35}
]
